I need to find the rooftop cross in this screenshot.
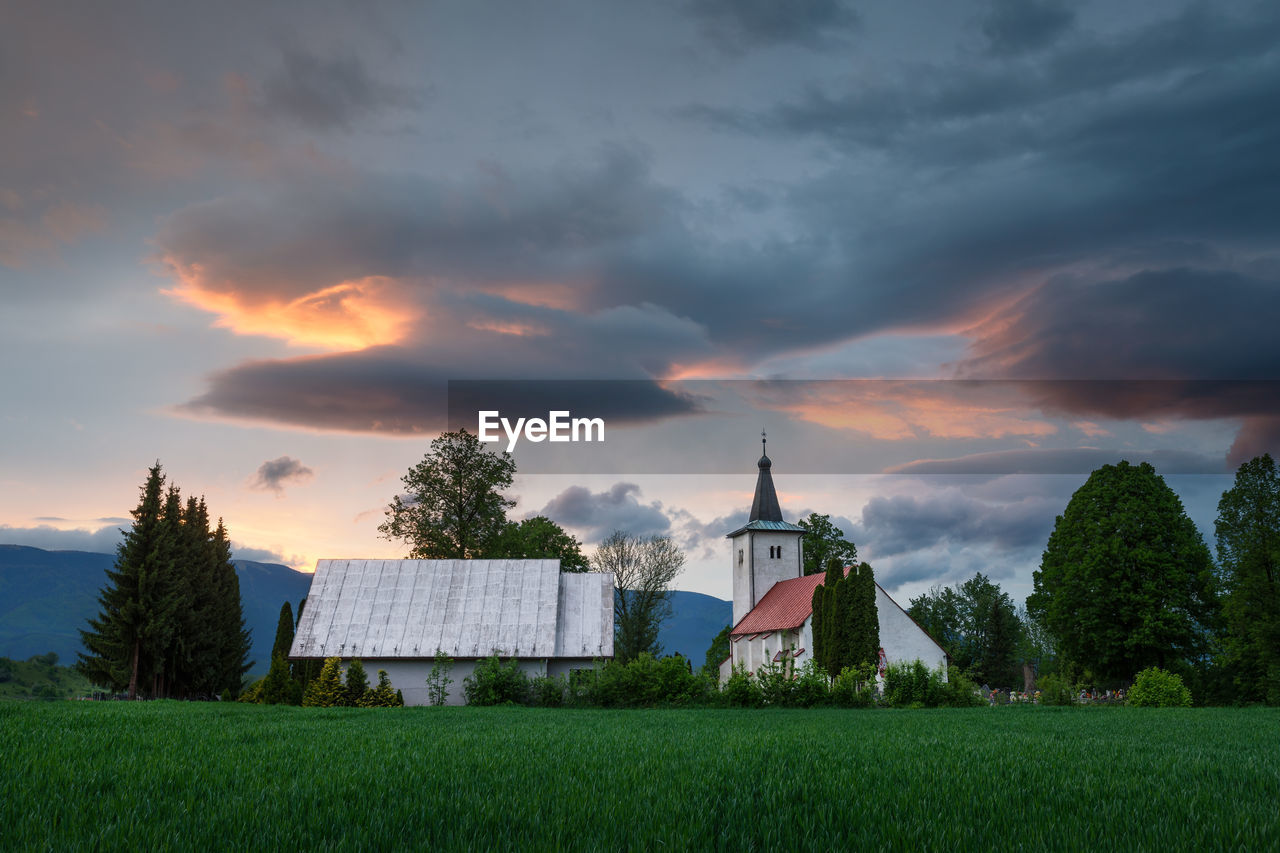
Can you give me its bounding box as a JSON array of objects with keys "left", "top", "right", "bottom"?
[{"left": 761, "top": 429, "right": 767, "bottom": 456}]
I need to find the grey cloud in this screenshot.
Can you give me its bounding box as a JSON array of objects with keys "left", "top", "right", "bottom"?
[
  {"left": 686, "top": 0, "right": 858, "bottom": 53},
  {"left": 888, "top": 448, "right": 1227, "bottom": 477},
  {"left": 230, "top": 543, "right": 291, "bottom": 565},
  {"left": 981, "top": 0, "right": 1074, "bottom": 56},
  {"left": 857, "top": 492, "right": 1056, "bottom": 558},
  {"left": 261, "top": 49, "right": 423, "bottom": 131},
  {"left": 0, "top": 524, "right": 124, "bottom": 554},
  {"left": 535, "top": 482, "right": 673, "bottom": 543},
  {"left": 250, "top": 456, "right": 314, "bottom": 494}
]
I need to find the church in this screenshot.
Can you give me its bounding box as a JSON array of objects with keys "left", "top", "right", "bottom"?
[{"left": 718, "top": 439, "right": 947, "bottom": 683}]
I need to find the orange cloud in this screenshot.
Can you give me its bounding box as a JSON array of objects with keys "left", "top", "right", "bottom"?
[
  {"left": 744, "top": 381, "right": 1058, "bottom": 441},
  {"left": 165, "top": 274, "right": 416, "bottom": 351}
]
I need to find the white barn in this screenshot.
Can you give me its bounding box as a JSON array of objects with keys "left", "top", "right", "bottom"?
[
  {"left": 289, "top": 558, "right": 613, "bottom": 705},
  {"left": 719, "top": 441, "right": 947, "bottom": 682}
]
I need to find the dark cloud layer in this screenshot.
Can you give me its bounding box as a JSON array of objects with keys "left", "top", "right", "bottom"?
[
  {"left": 687, "top": 0, "right": 858, "bottom": 52},
  {"left": 261, "top": 49, "right": 423, "bottom": 131},
  {"left": 981, "top": 0, "right": 1074, "bottom": 56},
  {"left": 858, "top": 492, "right": 1055, "bottom": 558}
]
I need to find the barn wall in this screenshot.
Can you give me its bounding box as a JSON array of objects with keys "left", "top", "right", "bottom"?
[{"left": 347, "top": 658, "right": 549, "bottom": 706}]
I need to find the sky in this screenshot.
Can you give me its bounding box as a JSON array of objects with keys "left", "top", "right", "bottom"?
[{"left": 3, "top": 0, "right": 1278, "bottom": 608}]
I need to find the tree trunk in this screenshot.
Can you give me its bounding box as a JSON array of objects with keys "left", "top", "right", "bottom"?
[{"left": 128, "top": 639, "right": 140, "bottom": 700}]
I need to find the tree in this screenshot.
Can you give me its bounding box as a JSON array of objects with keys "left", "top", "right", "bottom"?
[
  {"left": 812, "top": 559, "right": 879, "bottom": 678},
  {"left": 302, "top": 657, "right": 346, "bottom": 707},
  {"left": 1215, "top": 453, "right": 1280, "bottom": 704},
  {"left": 78, "top": 463, "right": 180, "bottom": 699},
  {"left": 259, "top": 654, "right": 301, "bottom": 705},
  {"left": 379, "top": 428, "right": 516, "bottom": 558},
  {"left": 1027, "top": 461, "right": 1217, "bottom": 683},
  {"left": 272, "top": 602, "right": 295, "bottom": 660},
  {"left": 702, "top": 625, "right": 731, "bottom": 678},
  {"left": 77, "top": 464, "right": 250, "bottom": 700},
  {"left": 910, "top": 574, "right": 1022, "bottom": 687},
  {"left": 489, "top": 516, "right": 588, "bottom": 571},
  {"left": 593, "top": 531, "right": 685, "bottom": 663},
  {"left": 344, "top": 659, "right": 370, "bottom": 707},
  {"left": 797, "top": 513, "right": 857, "bottom": 576}
]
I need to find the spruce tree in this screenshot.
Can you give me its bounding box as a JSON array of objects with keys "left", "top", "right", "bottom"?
[
  {"left": 211, "top": 520, "right": 253, "bottom": 696},
  {"left": 259, "top": 654, "right": 301, "bottom": 705},
  {"left": 292, "top": 598, "right": 320, "bottom": 690},
  {"left": 78, "top": 463, "right": 180, "bottom": 699}
]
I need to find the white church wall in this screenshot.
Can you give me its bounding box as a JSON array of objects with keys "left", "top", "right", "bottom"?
[
  {"left": 730, "top": 533, "right": 753, "bottom": 626},
  {"left": 875, "top": 585, "right": 948, "bottom": 678}
]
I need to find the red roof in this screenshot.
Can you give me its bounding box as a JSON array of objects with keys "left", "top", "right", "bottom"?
[{"left": 730, "top": 572, "right": 834, "bottom": 636}]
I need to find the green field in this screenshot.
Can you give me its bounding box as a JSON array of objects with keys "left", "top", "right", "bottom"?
[{"left": 2, "top": 703, "right": 1277, "bottom": 850}]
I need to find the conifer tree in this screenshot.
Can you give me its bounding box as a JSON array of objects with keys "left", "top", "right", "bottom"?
[
  {"left": 345, "top": 659, "right": 370, "bottom": 706},
  {"left": 210, "top": 519, "right": 253, "bottom": 696},
  {"left": 292, "top": 598, "right": 320, "bottom": 690},
  {"left": 259, "top": 654, "right": 301, "bottom": 705},
  {"left": 302, "top": 657, "right": 346, "bottom": 707},
  {"left": 272, "top": 602, "right": 295, "bottom": 660},
  {"left": 78, "top": 463, "right": 180, "bottom": 698}
]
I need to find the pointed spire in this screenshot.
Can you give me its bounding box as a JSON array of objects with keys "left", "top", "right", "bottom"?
[{"left": 749, "top": 431, "right": 784, "bottom": 522}]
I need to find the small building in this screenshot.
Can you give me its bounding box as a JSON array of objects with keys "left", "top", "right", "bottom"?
[
  {"left": 289, "top": 558, "right": 613, "bottom": 705},
  {"left": 719, "top": 441, "right": 947, "bottom": 682}
]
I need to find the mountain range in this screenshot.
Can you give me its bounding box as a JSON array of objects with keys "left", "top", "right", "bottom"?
[{"left": 0, "top": 545, "right": 730, "bottom": 675}]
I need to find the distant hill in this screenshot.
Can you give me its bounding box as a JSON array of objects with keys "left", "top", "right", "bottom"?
[
  {"left": 0, "top": 545, "right": 731, "bottom": 676},
  {"left": 656, "top": 590, "right": 731, "bottom": 666},
  {"left": 0, "top": 544, "right": 312, "bottom": 676}
]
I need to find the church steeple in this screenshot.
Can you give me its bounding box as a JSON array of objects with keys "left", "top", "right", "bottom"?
[{"left": 749, "top": 430, "right": 784, "bottom": 522}]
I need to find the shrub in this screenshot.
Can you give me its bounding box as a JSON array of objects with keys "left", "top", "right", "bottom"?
[
  {"left": 426, "top": 650, "right": 454, "bottom": 706},
  {"left": 938, "top": 667, "right": 985, "bottom": 708},
  {"left": 1128, "top": 667, "right": 1192, "bottom": 707},
  {"left": 302, "top": 657, "right": 346, "bottom": 707},
  {"left": 529, "top": 675, "right": 566, "bottom": 707},
  {"left": 882, "top": 660, "right": 976, "bottom": 708},
  {"left": 463, "top": 655, "right": 530, "bottom": 706},
  {"left": 259, "top": 654, "right": 302, "bottom": 705},
  {"left": 1037, "top": 672, "right": 1077, "bottom": 706},
  {"left": 721, "top": 664, "right": 762, "bottom": 708},
  {"left": 831, "top": 663, "right": 875, "bottom": 709},
  {"left": 359, "top": 670, "right": 402, "bottom": 707},
  {"left": 791, "top": 660, "right": 832, "bottom": 708},
  {"left": 756, "top": 653, "right": 795, "bottom": 707}
]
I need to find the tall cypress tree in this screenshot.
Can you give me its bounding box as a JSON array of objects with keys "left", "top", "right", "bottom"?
[
  {"left": 854, "top": 562, "right": 880, "bottom": 669},
  {"left": 273, "top": 602, "right": 295, "bottom": 659}
]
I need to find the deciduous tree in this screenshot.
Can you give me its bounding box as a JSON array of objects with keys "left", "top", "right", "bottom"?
[
  {"left": 1027, "top": 461, "right": 1216, "bottom": 683},
  {"left": 593, "top": 531, "right": 685, "bottom": 663},
  {"left": 797, "top": 513, "right": 857, "bottom": 576},
  {"left": 1215, "top": 453, "right": 1280, "bottom": 704}
]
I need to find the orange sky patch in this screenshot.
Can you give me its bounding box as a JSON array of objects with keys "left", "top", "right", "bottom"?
[{"left": 165, "top": 274, "right": 417, "bottom": 351}]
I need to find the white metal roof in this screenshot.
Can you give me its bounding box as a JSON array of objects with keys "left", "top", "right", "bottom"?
[{"left": 289, "top": 559, "right": 613, "bottom": 660}]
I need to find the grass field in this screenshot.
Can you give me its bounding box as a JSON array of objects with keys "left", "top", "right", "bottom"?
[{"left": 2, "top": 702, "right": 1277, "bottom": 850}]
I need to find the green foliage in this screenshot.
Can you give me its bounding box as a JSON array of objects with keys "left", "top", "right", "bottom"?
[
  {"left": 358, "top": 670, "right": 403, "bottom": 708},
  {"left": 908, "top": 573, "right": 1023, "bottom": 687},
  {"left": 720, "top": 663, "right": 762, "bottom": 707},
  {"left": 576, "top": 654, "right": 712, "bottom": 708},
  {"left": 0, "top": 655, "right": 93, "bottom": 700},
  {"left": 797, "top": 513, "right": 858, "bottom": 576},
  {"left": 378, "top": 428, "right": 517, "bottom": 558},
  {"left": 426, "top": 650, "right": 454, "bottom": 706},
  {"left": 1028, "top": 461, "right": 1217, "bottom": 683},
  {"left": 595, "top": 531, "right": 686, "bottom": 663},
  {"left": 702, "top": 625, "right": 730, "bottom": 678},
  {"left": 258, "top": 654, "right": 301, "bottom": 705},
  {"left": 271, "top": 602, "right": 294, "bottom": 660},
  {"left": 490, "top": 516, "right": 588, "bottom": 571},
  {"left": 830, "top": 663, "right": 876, "bottom": 708},
  {"left": 882, "top": 661, "right": 981, "bottom": 708},
  {"left": 1036, "top": 673, "right": 1078, "bottom": 706},
  {"left": 1215, "top": 453, "right": 1280, "bottom": 705},
  {"left": 528, "top": 675, "right": 567, "bottom": 707},
  {"left": 463, "top": 655, "right": 530, "bottom": 706},
  {"left": 1128, "top": 667, "right": 1192, "bottom": 708},
  {"left": 76, "top": 463, "right": 251, "bottom": 700},
  {"left": 812, "top": 559, "right": 879, "bottom": 678},
  {"left": 344, "top": 660, "right": 370, "bottom": 707},
  {"left": 301, "top": 657, "right": 346, "bottom": 707}
]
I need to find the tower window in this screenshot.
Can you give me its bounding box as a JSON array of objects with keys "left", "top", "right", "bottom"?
[{"left": 738, "top": 549, "right": 744, "bottom": 565}]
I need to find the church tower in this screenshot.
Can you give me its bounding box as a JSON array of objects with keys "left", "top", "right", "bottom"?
[{"left": 726, "top": 433, "right": 806, "bottom": 626}]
